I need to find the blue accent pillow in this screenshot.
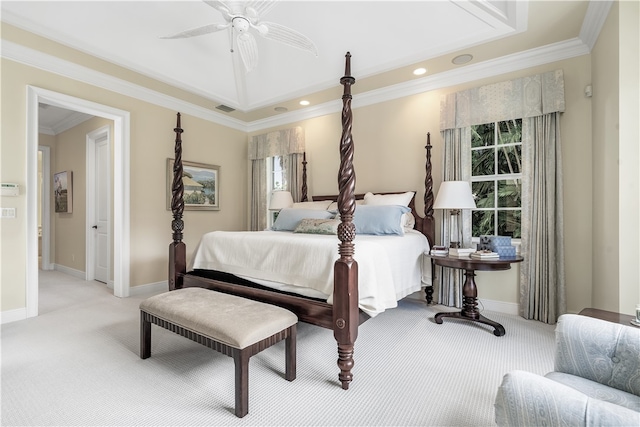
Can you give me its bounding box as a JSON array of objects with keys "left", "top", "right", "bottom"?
[
  {"left": 271, "top": 208, "right": 334, "bottom": 231},
  {"left": 353, "top": 205, "right": 411, "bottom": 235}
]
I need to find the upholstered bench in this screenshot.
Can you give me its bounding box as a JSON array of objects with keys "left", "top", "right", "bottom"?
[{"left": 140, "top": 287, "right": 297, "bottom": 418}]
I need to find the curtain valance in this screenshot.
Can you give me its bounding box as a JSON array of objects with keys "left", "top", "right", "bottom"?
[
  {"left": 440, "top": 70, "right": 565, "bottom": 130},
  {"left": 248, "top": 127, "right": 305, "bottom": 160}
]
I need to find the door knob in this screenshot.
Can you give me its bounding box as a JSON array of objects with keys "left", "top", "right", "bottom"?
[{"left": 92, "top": 225, "right": 98, "bottom": 229}]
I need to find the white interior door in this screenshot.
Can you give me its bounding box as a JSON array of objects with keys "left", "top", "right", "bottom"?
[{"left": 94, "top": 134, "right": 110, "bottom": 283}]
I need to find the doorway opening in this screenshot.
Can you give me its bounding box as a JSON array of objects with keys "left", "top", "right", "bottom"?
[{"left": 26, "top": 86, "right": 131, "bottom": 318}]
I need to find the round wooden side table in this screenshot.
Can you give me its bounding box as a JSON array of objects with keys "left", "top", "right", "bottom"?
[{"left": 430, "top": 255, "right": 524, "bottom": 336}]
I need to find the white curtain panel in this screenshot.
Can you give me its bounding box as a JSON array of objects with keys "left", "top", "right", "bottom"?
[
  {"left": 249, "top": 128, "right": 306, "bottom": 230},
  {"left": 438, "top": 127, "right": 472, "bottom": 308},
  {"left": 520, "top": 113, "right": 566, "bottom": 323}
]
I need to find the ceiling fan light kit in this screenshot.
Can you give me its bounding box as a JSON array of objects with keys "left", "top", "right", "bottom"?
[{"left": 163, "top": 0, "right": 318, "bottom": 75}]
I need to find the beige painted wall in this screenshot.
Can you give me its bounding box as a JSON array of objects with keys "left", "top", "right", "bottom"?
[
  {"left": 589, "top": 1, "right": 640, "bottom": 315},
  {"left": 618, "top": 0, "right": 640, "bottom": 314},
  {"left": 252, "top": 55, "right": 594, "bottom": 314},
  {"left": 591, "top": 2, "right": 620, "bottom": 312},
  {"left": 52, "top": 117, "right": 113, "bottom": 273},
  {"left": 38, "top": 133, "right": 57, "bottom": 264},
  {"left": 1, "top": 58, "right": 248, "bottom": 312}
]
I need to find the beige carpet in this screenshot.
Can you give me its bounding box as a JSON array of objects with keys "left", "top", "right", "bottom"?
[{"left": 1, "top": 270, "right": 555, "bottom": 426}]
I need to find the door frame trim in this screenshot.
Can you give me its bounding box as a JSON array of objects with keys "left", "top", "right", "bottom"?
[
  {"left": 38, "top": 145, "right": 53, "bottom": 271},
  {"left": 86, "top": 125, "right": 111, "bottom": 285},
  {"left": 27, "top": 86, "right": 131, "bottom": 318}
]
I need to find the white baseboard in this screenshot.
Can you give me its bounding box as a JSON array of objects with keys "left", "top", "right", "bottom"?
[
  {"left": 408, "top": 290, "right": 519, "bottom": 316},
  {"left": 54, "top": 264, "right": 85, "bottom": 279},
  {"left": 1, "top": 308, "right": 27, "bottom": 324},
  {"left": 478, "top": 298, "right": 519, "bottom": 316},
  {"left": 129, "top": 280, "right": 168, "bottom": 296}
]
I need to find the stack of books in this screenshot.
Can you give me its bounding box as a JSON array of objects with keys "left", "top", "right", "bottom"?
[
  {"left": 448, "top": 248, "right": 475, "bottom": 257},
  {"left": 430, "top": 245, "right": 449, "bottom": 256},
  {"left": 470, "top": 250, "right": 500, "bottom": 259}
]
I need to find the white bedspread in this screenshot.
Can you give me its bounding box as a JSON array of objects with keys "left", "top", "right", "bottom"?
[{"left": 188, "top": 229, "right": 431, "bottom": 317}]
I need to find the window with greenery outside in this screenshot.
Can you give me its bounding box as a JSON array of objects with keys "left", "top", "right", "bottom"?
[
  {"left": 269, "top": 156, "right": 286, "bottom": 225},
  {"left": 471, "top": 119, "right": 522, "bottom": 238}
]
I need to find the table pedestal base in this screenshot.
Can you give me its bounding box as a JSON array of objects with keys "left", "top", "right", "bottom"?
[
  {"left": 434, "top": 269, "right": 506, "bottom": 337},
  {"left": 435, "top": 311, "right": 505, "bottom": 336}
]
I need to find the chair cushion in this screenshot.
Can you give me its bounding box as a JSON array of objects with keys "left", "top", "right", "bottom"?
[
  {"left": 495, "top": 370, "right": 640, "bottom": 427},
  {"left": 140, "top": 288, "right": 297, "bottom": 349},
  {"left": 546, "top": 372, "right": 640, "bottom": 412},
  {"left": 555, "top": 314, "right": 640, "bottom": 396}
]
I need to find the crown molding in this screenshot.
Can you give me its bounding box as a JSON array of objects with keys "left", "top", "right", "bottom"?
[
  {"left": 38, "top": 126, "right": 55, "bottom": 136},
  {"left": 1, "top": 40, "right": 249, "bottom": 132},
  {"left": 3, "top": 35, "right": 592, "bottom": 134},
  {"left": 249, "top": 37, "right": 591, "bottom": 132},
  {"left": 579, "top": 0, "right": 614, "bottom": 51},
  {"left": 39, "top": 110, "right": 93, "bottom": 135}
]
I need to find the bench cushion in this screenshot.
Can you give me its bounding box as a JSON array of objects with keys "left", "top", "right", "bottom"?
[{"left": 140, "top": 288, "right": 297, "bottom": 349}]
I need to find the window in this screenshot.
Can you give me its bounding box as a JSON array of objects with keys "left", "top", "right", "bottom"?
[
  {"left": 269, "top": 155, "right": 285, "bottom": 192},
  {"left": 267, "top": 156, "right": 286, "bottom": 226},
  {"left": 470, "top": 119, "right": 522, "bottom": 238}
]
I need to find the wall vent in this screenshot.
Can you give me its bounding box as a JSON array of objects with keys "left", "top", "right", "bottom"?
[{"left": 215, "top": 104, "right": 235, "bottom": 113}]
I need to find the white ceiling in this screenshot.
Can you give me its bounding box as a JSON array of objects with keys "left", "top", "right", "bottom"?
[
  {"left": 2, "top": 0, "right": 598, "bottom": 127},
  {"left": 38, "top": 104, "right": 93, "bottom": 135}
]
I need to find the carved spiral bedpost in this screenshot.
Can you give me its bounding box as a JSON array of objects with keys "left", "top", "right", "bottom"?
[
  {"left": 169, "top": 113, "right": 186, "bottom": 291},
  {"left": 423, "top": 133, "right": 435, "bottom": 303},
  {"left": 423, "top": 133, "right": 435, "bottom": 245},
  {"left": 334, "top": 52, "right": 358, "bottom": 390},
  {"left": 301, "top": 152, "right": 308, "bottom": 202}
]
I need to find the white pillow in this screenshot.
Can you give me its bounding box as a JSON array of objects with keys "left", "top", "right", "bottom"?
[
  {"left": 292, "top": 200, "right": 333, "bottom": 210},
  {"left": 327, "top": 200, "right": 364, "bottom": 212},
  {"left": 403, "top": 212, "right": 416, "bottom": 230},
  {"left": 363, "top": 191, "right": 415, "bottom": 207}
]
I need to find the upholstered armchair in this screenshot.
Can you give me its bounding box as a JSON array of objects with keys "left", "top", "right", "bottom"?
[{"left": 495, "top": 314, "right": 640, "bottom": 426}]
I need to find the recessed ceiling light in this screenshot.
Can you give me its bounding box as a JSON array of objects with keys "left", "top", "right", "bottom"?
[
  {"left": 274, "top": 106, "right": 288, "bottom": 112},
  {"left": 413, "top": 67, "right": 427, "bottom": 76},
  {"left": 299, "top": 100, "right": 310, "bottom": 106},
  {"left": 452, "top": 54, "right": 473, "bottom": 65}
]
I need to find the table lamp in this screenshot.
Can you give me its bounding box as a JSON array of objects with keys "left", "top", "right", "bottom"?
[
  {"left": 433, "top": 181, "right": 476, "bottom": 248},
  {"left": 269, "top": 190, "right": 293, "bottom": 211}
]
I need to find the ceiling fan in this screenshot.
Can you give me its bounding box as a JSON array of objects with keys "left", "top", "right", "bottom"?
[{"left": 162, "top": 0, "right": 318, "bottom": 74}]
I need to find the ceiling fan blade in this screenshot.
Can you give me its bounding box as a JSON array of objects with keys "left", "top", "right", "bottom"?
[
  {"left": 231, "top": 46, "right": 249, "bottom": 108},
  {"left": 245, "top": 1, "right": 278, "bottom": 21},
  {"left": 202, "top": 0, "right": 233, "bottom": 21},
  {"left": 161, "top": 23, "right": 229, "bottom": 39},
  {"left": 236, "top": 32, "right": 259, "bottom": 72},
  {"left": 257, "top": 21, "right": 318, "bottom": 56}
]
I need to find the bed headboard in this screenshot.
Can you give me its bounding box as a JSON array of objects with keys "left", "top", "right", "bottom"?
[{"left": 309, "top": 136, "right": 435, "bottom": 248}]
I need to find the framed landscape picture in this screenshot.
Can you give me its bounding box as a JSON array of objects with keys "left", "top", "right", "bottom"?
[
  {"left": 54, "top": 170, "right": 73, "bottom": 213},
  {"left": 167, "top": 158, "right": 220, "bottom": 211}
]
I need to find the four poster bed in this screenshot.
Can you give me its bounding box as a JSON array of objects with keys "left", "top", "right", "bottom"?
[{"left": 168, "top": 53, "right": 436, "bottom": 390}]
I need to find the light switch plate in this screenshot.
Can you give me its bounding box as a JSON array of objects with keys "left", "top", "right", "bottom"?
[{"left": 1, "top": 207, "right": 16, "bottom": 218}]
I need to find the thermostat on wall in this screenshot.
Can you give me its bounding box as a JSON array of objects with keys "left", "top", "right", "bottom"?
[{"left": 1, "top": 183, "right": 19, "bottom": 196}]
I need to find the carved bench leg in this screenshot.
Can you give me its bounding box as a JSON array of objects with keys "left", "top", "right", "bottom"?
[
  {"left": 233, "top": 349, "right": 250, "bottom": 418},
  {"left": 140, "top": 312, "right": 151, "bottom": 359},
  {"left": 285, "top": 325, "right": 297, "bottom": 381}
]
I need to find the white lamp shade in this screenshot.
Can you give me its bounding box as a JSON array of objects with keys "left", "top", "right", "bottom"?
[
  {"left": 433, "top": 181, "right": 476, "bottom": 210},
  {"left": 269, "top": 190, "right": 293, "bottom": 210}
]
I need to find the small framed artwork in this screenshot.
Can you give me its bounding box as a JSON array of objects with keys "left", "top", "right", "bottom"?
[
  {"left": 54, "top": 170, "right": 73, "bottom": 213},
  {"left": 167, "top": 158, "right": 220, "bottom": 211}
]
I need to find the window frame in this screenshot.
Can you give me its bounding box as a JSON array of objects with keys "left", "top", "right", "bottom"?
[
  {"left": 267, "top": 156, "right": 286, "bottom": 227},
  {"left": 470, "top": 119, "right": 523, "bottom": 244}
]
